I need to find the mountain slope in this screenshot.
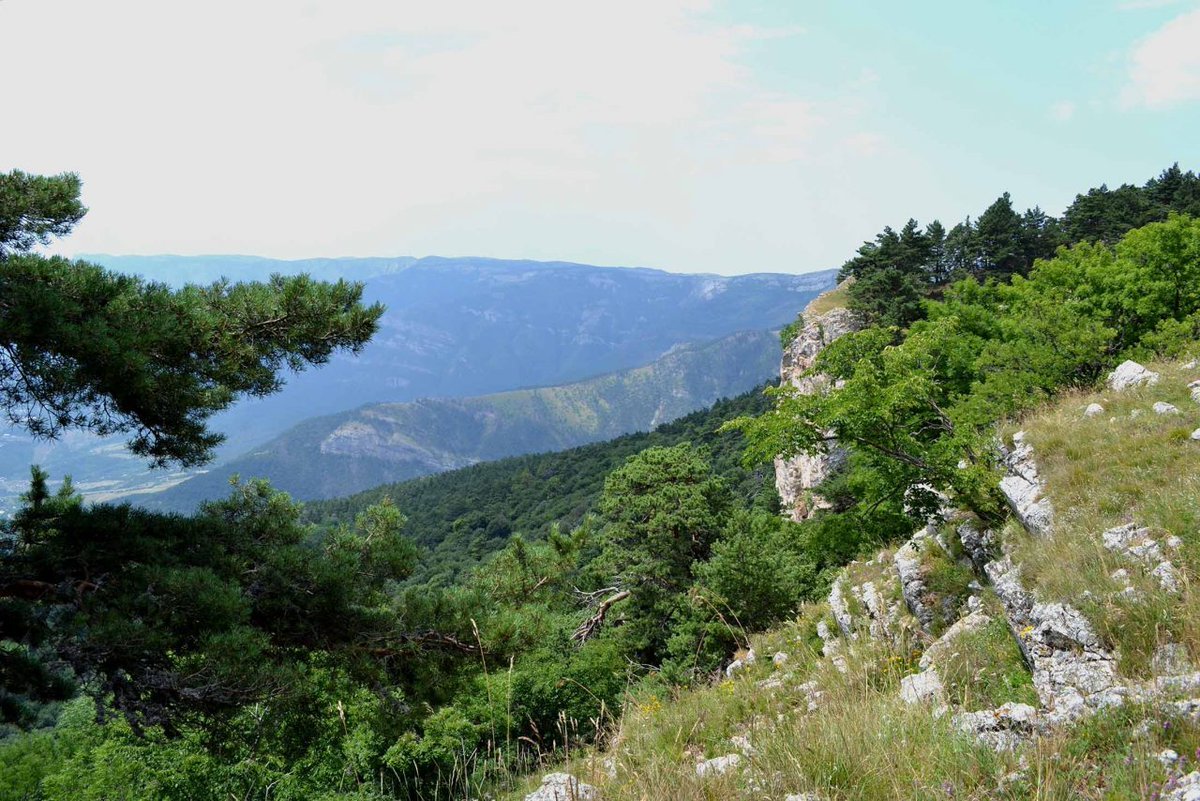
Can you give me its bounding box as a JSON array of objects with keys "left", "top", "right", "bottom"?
[
  {"left": 303, "top": 383, "right": 777, "bottom": 585},
  {"left": 513, "top": 357, "right": 1200, "bottom": 800},
  {"left": 142, "top": 330, "right": 782, "bottom": 512}
]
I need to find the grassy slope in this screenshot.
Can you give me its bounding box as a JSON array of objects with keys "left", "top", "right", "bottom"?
[
  {"left": 506, "top": 359, "right": 1200, "bottom": 800},
  {"left": 1011, "top": 360, "right": 1200, "bottom": 678}
]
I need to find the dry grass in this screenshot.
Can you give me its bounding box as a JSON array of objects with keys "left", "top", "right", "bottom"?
[
  {"left": 1010, "top": 360, "right": 1200, "bottom": 676},
  {"left": 501, "top": 359, "right": 1200, "bottom": 800},
  {"left": 805, "top": 280, "right": 853, "bottom": 317}
]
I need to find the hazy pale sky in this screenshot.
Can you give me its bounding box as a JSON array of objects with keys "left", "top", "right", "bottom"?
[{"left": 2, "top": 0, "right": 1198, "bottom": 275}]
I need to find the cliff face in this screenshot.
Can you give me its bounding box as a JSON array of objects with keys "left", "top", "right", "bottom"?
[{"left": 774, "top": 302, "right": 860, "bottom": 521}]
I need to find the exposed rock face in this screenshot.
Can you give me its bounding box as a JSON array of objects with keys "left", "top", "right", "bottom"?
[
  {"left": 774, "top": 304, "right": 860, "bottom": 521},
  {"left": 900, "top": 667, "right": 945, "bottom": 704},
  {"left": 894, "top": 526, "right": 939, "bottom": 634},
  {"left": 920, "top": 610, "right": 992, "bottom": 672},
  {"left": 953, "top": 703, "right": 1040, "bottom": 751},
  {"left": 1107, "top": 360, "right": 1159, "bottom": 391},
  {"left": 998, "top": 432, "right": 1054, "bottom": 537},
  {"left": 524, "top": 773, "right": 598, "bottom": 801}
]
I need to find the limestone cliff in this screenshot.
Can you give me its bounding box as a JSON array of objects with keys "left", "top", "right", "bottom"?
[{"left": 773, "top": 294, "right": 860, "bottom": 521}]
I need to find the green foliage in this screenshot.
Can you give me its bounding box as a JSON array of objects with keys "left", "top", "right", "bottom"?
[
  {"left": 0, "top": 170, "right": 383, "bottom": 466},
  {"left": 779, "top": 313, "right": 804, "bottom": 349},
  {"left": 841, "top": 164, "right": 1200, "bottom": 332},
  {"left": 305, "top": 388, "right": 777, "bottom": 585}
]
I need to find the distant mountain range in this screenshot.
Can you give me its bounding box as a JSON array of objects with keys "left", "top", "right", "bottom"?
[
  {"left": 0, "top": 256, "right": 834, "bottom": 516},
  {"left": 138, "top": 329, "right": 782, "bottom": 512}
]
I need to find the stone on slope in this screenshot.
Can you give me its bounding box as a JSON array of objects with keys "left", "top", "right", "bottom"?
[
  {"left": 1107, "top": 360, "right": 1159, "bottom": 392},
  {"left": 900, "top": 667, "right": 945, "bottom": 704},
  {"left": 953, "top": 703, "right": 1040, "bottom": 751},
  {"left": 1083, "top": 403, "right": 1105, "bottom": 417},
  {"left": 1101, "top": 523, "right": 1181, "bottom": 592},
  {"left": 920, "top": 610, "right": 992, "bottom": 671},
  {"left": 524, "top": 773, "right": 598, "bottom": 801},
  {"left": 695, "top": 753, "right": 741, "bottom": 778},
  {"left": 1162, "top": 771, "right": 1200, "bottom": 801},
  {"left": 998, "top": 432, "right": 1054, "bottom": 537},
  {"left": 894, "top": 527, "right": 938, "bottom": 634},
  {"left": 1154, "top": 401, "right": 1180, "bottom": 415},
  {"left": 1191, "top": 429, "right": 1200, "bottom": 441}
]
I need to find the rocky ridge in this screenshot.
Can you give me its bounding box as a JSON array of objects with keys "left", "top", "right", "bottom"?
[
  {"left": 523, "top": 356, "right": 1200, "bottom": 799},
  {"left": 773, "top": 294, "right": 860, "bottom": 522}
]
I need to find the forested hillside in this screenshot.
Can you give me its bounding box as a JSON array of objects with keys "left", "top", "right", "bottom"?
[
  {"left": 139, "top": 330, "right": 781, "bottom": 511},
  {"left": 304, "top": 385, "right": 777, "bottom": 584}
]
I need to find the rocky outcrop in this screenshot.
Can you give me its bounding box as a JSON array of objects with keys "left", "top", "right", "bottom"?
[
  {"left": 985, "top": 556, "right": 1124, "bottom": 724},
  {"left": 953, "top": 703, "right": 1041, "bottom": 752},
  {"left": 998, "top": 432, "right": 1053, "bottom": 537},
  {"left": 524, "top": 773, "right": 598, "bottom": 801},
  {"left": 1108, "top": 360, "right": 1160, "bottom": 391},
  {"left": 1162, "top": 771, "right": 1200, "bottom": 801},
  {"left": 695, "top": 753, "right": 741, "bottom": 778},
  {"left": 894, "top": 526, "right": 939, "bottom": 634},
  {"left": 774, "top": 302, "right": 860, "bottom": 521}
]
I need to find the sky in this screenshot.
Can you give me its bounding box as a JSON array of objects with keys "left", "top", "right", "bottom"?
[{"left": 2, "top": 0, "right": 1199, "bottom": 276}]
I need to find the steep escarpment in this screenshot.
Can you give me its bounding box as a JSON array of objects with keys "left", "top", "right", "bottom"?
[{"left": 773, "top": 288, "right": 860, "bottom": 521}]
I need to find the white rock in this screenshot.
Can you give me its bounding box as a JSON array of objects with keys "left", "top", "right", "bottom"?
[
  {"left": 730, "top": 734, "right": 756, "bottom": 756},
  {"left": 695, "top": 753, "right": 741, "bottom": 778},
  {"left": 900, "top": 668, "right": 945, "bottom": 704},
  {"left": 1167, "top": 536, "right": 1184, "bottom": 549},
  {"left": 1191, "top": 428, "right": 1200, "bottom": 441},
  {"left": 1108, "top": 360, "right": 1160, "bottom": 392},
  {"left": 1083, "top": 402, "right": 1105, "bottom": 417},
  {"left": 1158, "top": 748, "right": 1182, "bottom": 767},
  {"left": 725, "top": 659, "right": 746, "bottom": 678},
  {"left": 920, "top": 610, "right": 992, "bottom": 671},
  {"left": 998, "top": 433, "right": 1053, "bottom": 536},
  {"left": 772, "top": 651, "right": 789, "bottom": 667},
  {"left": 524, "top": 773, "right": 598, "bottom": 801},
  {"left": 1162, "top": 770, "right": 1200, "bottom": 801},
  {"left": 784, "top": 795, "right": 824, "bottom": 801},
  {"left": 1154, "top": 401, "right": 1180, "bottom": 415},
  {"left": 744, "top": 648, "right": 757, "bottom": 665},
  {"left": 1183, "top": 360, "right": 1198, "bottom": 369},
  {"left": 953, "top": 703, "right": 1040, "bottom": 751}
]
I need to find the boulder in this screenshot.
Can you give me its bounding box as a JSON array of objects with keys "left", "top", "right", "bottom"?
[
  {"left": 900, "top": 668, "right": 945, "bottom": 704},
  {"left": 695, "top": 753, "right": 741, "bottom": 778},
  {"left": 1083, "top": 402, "right": 1104, "bottom": 417},
  {"left": 1154, "top": 401, "right": 1180, "bottom": 415},
  {"left": 1107, "top": 360, "right": 1159, "bottom": 392},
  {"left": 524, "top": 773, "right": 598, "bottom": 801},
  {"left": 953, "top": 703, "right": 1040, "bottom": 751}
]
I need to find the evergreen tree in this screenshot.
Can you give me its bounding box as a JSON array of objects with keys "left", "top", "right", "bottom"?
[
  {"left": 974, "top": 192, "right": 1027, "bottom": 278},
  {"left": 0, "top": 170, "right": 383, "bottom": 466}
]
